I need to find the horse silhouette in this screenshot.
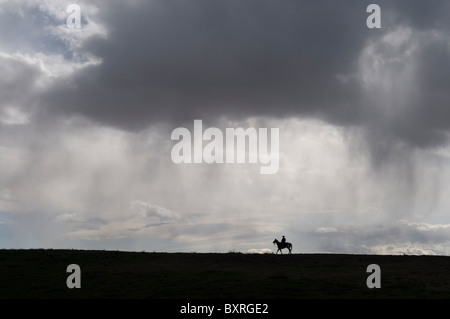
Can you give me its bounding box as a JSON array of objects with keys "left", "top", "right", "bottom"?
[{"left": 273, "top": 239, "right": 292, "bottom": 254}]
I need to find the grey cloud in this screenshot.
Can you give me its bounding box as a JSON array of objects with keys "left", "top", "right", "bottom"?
[
  {"left": 2, "top": 0, "right": 450, "bottom": 154},
  {"left": 3, "top": 0, "right": 450, "bottom": 253},
  {"left": 43, "top": 0, "right": 372, "bottom": 129},
  {"left": 0, "top": 53, "right": 42, "bottom": 123},
  {"left": 304, "top": 220, "right": 450, "bottom": 255},
  {"left": 131, "top": 200, "right": 181, "bottom": 222},
  {"left": 55, "top": 213, "right": 109, "bottom": 230},
  {"left": 34, "top": 0, "right": 450, "bottom": 161}
]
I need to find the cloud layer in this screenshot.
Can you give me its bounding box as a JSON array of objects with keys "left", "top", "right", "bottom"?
[{"left": 1, "top": 1, "right": 450, "bottom": 254}]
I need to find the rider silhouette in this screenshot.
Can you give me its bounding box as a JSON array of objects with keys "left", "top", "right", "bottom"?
[{"left": 281, "top": 235, "right": 286, "bottom": 246}]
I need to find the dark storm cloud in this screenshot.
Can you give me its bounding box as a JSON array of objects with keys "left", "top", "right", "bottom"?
[
  {"left": 40, "top": 0, "right": 450, "bottom": 150},
  {"left": 43, "top": 0, "right": 372, "bottom": 128}
]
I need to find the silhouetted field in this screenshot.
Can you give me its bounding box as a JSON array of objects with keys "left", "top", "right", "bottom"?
[{"left": 1, "top": 249, "right": 449, "bottom": 299}]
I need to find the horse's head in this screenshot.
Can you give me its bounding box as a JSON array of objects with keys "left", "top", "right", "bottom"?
[{"left": 273, "top": 239, "right": 278, "bottom": 245}]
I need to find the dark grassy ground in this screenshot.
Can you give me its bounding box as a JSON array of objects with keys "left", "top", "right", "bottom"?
[{"left": 1, "top": 249, "right": 449, "bottom": 299}]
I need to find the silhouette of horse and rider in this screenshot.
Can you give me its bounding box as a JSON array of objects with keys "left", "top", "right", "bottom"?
[{"left": 273, "top": 235, "right": 292, "bottom": 254}]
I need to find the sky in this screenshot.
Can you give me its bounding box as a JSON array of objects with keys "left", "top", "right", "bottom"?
[{"left": 1, "top": 0, "right": 450, "bottom": 254}]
